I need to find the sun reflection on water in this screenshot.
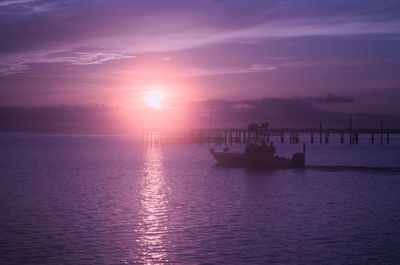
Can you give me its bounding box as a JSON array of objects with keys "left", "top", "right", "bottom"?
[{"left": 139, "top": 147, "right": 170, "bottom": 264}]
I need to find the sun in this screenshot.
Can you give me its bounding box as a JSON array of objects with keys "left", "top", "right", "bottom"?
[{"left": 146, "top": 91, "right": 162, "bottom": 109}]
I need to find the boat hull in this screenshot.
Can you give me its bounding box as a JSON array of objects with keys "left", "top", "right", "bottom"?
[{"left": 210, "top": 150, "right": 304, "bottom": 169}]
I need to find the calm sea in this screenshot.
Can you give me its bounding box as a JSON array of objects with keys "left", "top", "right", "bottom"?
[{"left": 1, "top": 133, "right": 400, "bottom": 264}]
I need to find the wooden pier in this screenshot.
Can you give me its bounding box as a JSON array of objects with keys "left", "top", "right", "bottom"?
[{"left": 143, "top": 121, "right": 398, "bottom": 146}]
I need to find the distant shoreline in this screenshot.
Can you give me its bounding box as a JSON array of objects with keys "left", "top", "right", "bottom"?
[{"left": 3, "top": 128, "right": 400, "bottom": 134}]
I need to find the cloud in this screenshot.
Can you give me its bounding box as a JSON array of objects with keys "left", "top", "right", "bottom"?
[
  {"left": 0, "top": 61, "right": 29, "bottom": 76},
  {"left": 44, "top": 50, "right": 135, "bottom": 65},
  {"left": 0, "top": 49, "right": 134, "bottom": 76},
  {"left": 2, "top": 98, "right": 400, "bottom": 132},
  {"left": 0, "top": 0, "right": 75, "bottom": 11},
  {"left": 1, "top": 0, "right": 400, "bottom": 77},
  {"left": 175, "top": 64, "right": 277, "bottom": 77},
  {"left": 188, "top": 97, "right": 400, "bottom": 128},
  {"left": 0, "top": 0, "right": 37, "bottom": 7},
  {"left": 0, "top": 0, "right": 61, "bottom": 12},
  {"left": 0, "top": 105, "right": 115, "bottom": 131},
  {"left": 100, "top": 18, "right": 400, "bottom": 56},
  {"left": 217, "top": 19, "right": 400, "bottom": 44},
  {"left": 305, "top": 93, "right": 355, "bottom": 103}
]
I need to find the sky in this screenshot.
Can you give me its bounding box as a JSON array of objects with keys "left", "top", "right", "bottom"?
[{"left": 1, "top": 0, "right": 400, "bottom": 130}]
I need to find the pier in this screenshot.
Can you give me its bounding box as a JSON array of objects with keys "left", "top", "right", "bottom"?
[{"left": 144, "top": 120, "right": 398, "bottom": 146}]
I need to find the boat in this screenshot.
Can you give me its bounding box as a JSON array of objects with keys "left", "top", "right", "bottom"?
[{"left": 209, "top": 144, "right": 305, "bottom": 169}]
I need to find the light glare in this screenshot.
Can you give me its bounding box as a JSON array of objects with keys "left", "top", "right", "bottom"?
[{"left": 146, "top": 91, "right": 162, "bottom": 109}]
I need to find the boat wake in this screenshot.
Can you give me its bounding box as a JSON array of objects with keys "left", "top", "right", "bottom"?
[{"left": 306, "top": 165, "right": 400, "bottom": 172}]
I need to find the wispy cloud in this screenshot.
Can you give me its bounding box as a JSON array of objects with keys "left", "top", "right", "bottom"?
[
  {"left": 0, "top": 0, "right": 74, "bottom": 12},
  {"left": 0, "top": 61, "right": 29, "bottom": 76},
  {"left": 176, "top": 64, "right": 277, "bottom": 77},
  {"left": 216, "top": 19, "right": 400, "bottom": 44},
  {"left": 0, "top": 49, "right": 135, "bottom": 76},
  {"left": 0, "top": 0, "right": 37, "bottom": 7},
  {"left": 92, "top": 18, "right": 400, "bottom": 56},
  {"left": 44, "top": 50, "right": 135, "bottom": 65}
]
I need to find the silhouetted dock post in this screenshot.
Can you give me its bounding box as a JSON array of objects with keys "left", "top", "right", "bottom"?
[
  {"left": 340, "top": 133, "right": 344, "bottom": 144},
  {"left": 371, "top": 131, "right": 375, "bottom": 144},
  {"left": 310, "top": 133, "right": 314, "bottom": 143},
  {"left": 319, "top": 123, "right": 323, "bottom": 144},
  {"left": 380, "top": 123, "right": 383, "bottom": 145},
  {"left": 224, "top": 130, "right": 227, "bottom": 145},
  {"left": 213, "top": 130, "right": 216, "bottom": 144},
  {"left": 387, "top": 132, "right": 390, "bottom": 144},
  {"left": 349, "top": 118, "right": 353, "bottom": 145}
]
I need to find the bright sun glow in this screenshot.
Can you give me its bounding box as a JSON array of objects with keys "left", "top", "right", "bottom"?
[{"left": 146, "top": 91, "right": 162, "bottom": 109}]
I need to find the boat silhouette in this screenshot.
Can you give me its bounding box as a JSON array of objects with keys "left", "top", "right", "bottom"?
[{"left": 210, "top": 143, "right": 305, "bottom": 169}]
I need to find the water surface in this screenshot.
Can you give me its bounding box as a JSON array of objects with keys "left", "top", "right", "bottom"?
[{"left": 1, "top": 134, "right": 400, "bottom": 264}]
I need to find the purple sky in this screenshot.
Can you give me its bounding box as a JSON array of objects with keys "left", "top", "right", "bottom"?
[{"left": 1, "top": 0, "right": 400, "bottom": 130}]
